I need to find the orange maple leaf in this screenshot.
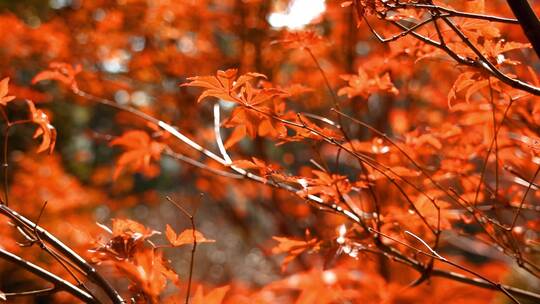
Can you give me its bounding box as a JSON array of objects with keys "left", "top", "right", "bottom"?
[
  {"left": 0, "top": 77, "right": 16, "bottom": 106},
  {"left": 90, "top": 218, "right": 160, "bottom": 262},
  {"left": 266, "top": 268, "right": 361, "bottom": 304},
  {"left": 165, "top": 224, "right": 215, "bottom": 247},
  {"left": 296, "top": 170, "right": 352, "bottom": 203},
  {"left": 285, "top": 114, "right": 344, "bottom": 143},
  {"left": 224, "top": 107, "right": 264, "bottom": 138},
  {"left": 239, "top": 81, "right": 288, "bottom": 106},
  {"left": 111, "top": 218, "right": 160, "bottom": 239},
  {"left": 272, "top": 235, "right": 320, "bottom": 271},
  {"left": 342, "top": 137, "right": 391, "bottom": 155},
  {"left": 115, "top": 249, "right": 178, "bottom": 302},
  {"left": 110, "top": 130, "right": 166, "bottom": 179},
  {"left": 231, "top": 157, "right": 281, "bottom": 178},
  {"left": 224, "top": 125, "right": 247, "bottom": 149},
  {"left": 338, "top": 68, "right": 398, "bottom": 99},
  {"left": 181, "top": 69, "right": 266, "bottom": 103},
  {"left": 32, "top": 62, "right": 82, "bottom": 92},
  {"left": 26, "top": 100, "right": 56, "bottom": 154},
  {"left": 191, "top": 285, "right": 230, "bottom": 304},
  {"left": 273, "top": 30, "right": 324, "bottom": 50},
  {"left": 447, "top": 71, "right": 488, "bottom": 107}
]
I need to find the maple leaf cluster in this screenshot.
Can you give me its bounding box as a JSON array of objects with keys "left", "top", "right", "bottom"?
[
  {"left": 338, "top": 68, "right": 399, "bottom": 99},
  {"left": 90, "top": 217, "right": 215, "bottom": 302}
]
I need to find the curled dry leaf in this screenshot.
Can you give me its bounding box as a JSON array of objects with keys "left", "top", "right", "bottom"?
[{"left": 91, "top": 218, "right": 160, "bottom": 261}]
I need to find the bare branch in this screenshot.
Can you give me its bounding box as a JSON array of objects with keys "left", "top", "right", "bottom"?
[
  {"left": 0, "top": 248, "right": 96, "bottom": 303},
  {"left": 166, "top": 196, "right": 196, "bottom": 304},
  {"left": 0, "top": 204, "right": 124, "bottom": 304},
  {"left": 213, "top": 103, "right": 232, "bottom": 164}
]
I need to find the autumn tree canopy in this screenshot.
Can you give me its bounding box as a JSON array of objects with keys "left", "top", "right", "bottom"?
[{"left": 1, "top": 0, "right": 540, "bottom": 303}]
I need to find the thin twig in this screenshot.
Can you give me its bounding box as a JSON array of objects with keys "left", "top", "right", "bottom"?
[
  {"left": 3, "top": 287, "right": 55, "bottom": 298},
  {"left": 30, "top": 202, "right": 88, "bottom": 290},
  {"left": 2, "top": 124, "right": 9, "bottom": 206},
  {"left": 510, "top": 163, "right": 540, "bottom": 229},
  {"left": 473, "top": 91, "right": 514, "bottom": 207},
  {"left": 164, "top": 148, "right": 242, "bottom": 179},
  {"left": 404, "top": 231, "right": 445, "bottom": 260},
  {"left": 166, "top": 196, "right": 196, "bottom": 304}
]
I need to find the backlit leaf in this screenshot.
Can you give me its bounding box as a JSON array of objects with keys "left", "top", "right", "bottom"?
[
  {"left": 32, "top": 62, "right": 82, "bottom": 92},
  {"left": 165, "top": 224, "right": 215, "bottom": 247},
  {"left": 110, "top": 130, "right": 166, "bottom": 179},
  {"left": 0, "top": 77, "right": 15, "bottom": 106},
  {"left": 26, "top": 100, "right": 56, "bottom": 154},
  {"left": 192, "top": 285, "right": 230, "bottom": 304}
]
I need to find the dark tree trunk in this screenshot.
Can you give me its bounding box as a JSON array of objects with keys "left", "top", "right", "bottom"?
[{"left": 506, "top": 0, "right": 540, "bottom": 59}]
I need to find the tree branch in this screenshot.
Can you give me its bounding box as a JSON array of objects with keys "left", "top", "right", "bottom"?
[
  {"left": 0, "top": 248, "right": 96, "bottom": 303},
  {"left": 0, "top": 204, "right": 125, "bottom": 304},
  {"left": 431, "top": 268, "right": 540, "bottom": 302}
]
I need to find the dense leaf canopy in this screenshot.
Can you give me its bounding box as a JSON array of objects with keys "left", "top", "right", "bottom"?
[{"left": 0, "top": 0, "right": 540, "bottom": 303}]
